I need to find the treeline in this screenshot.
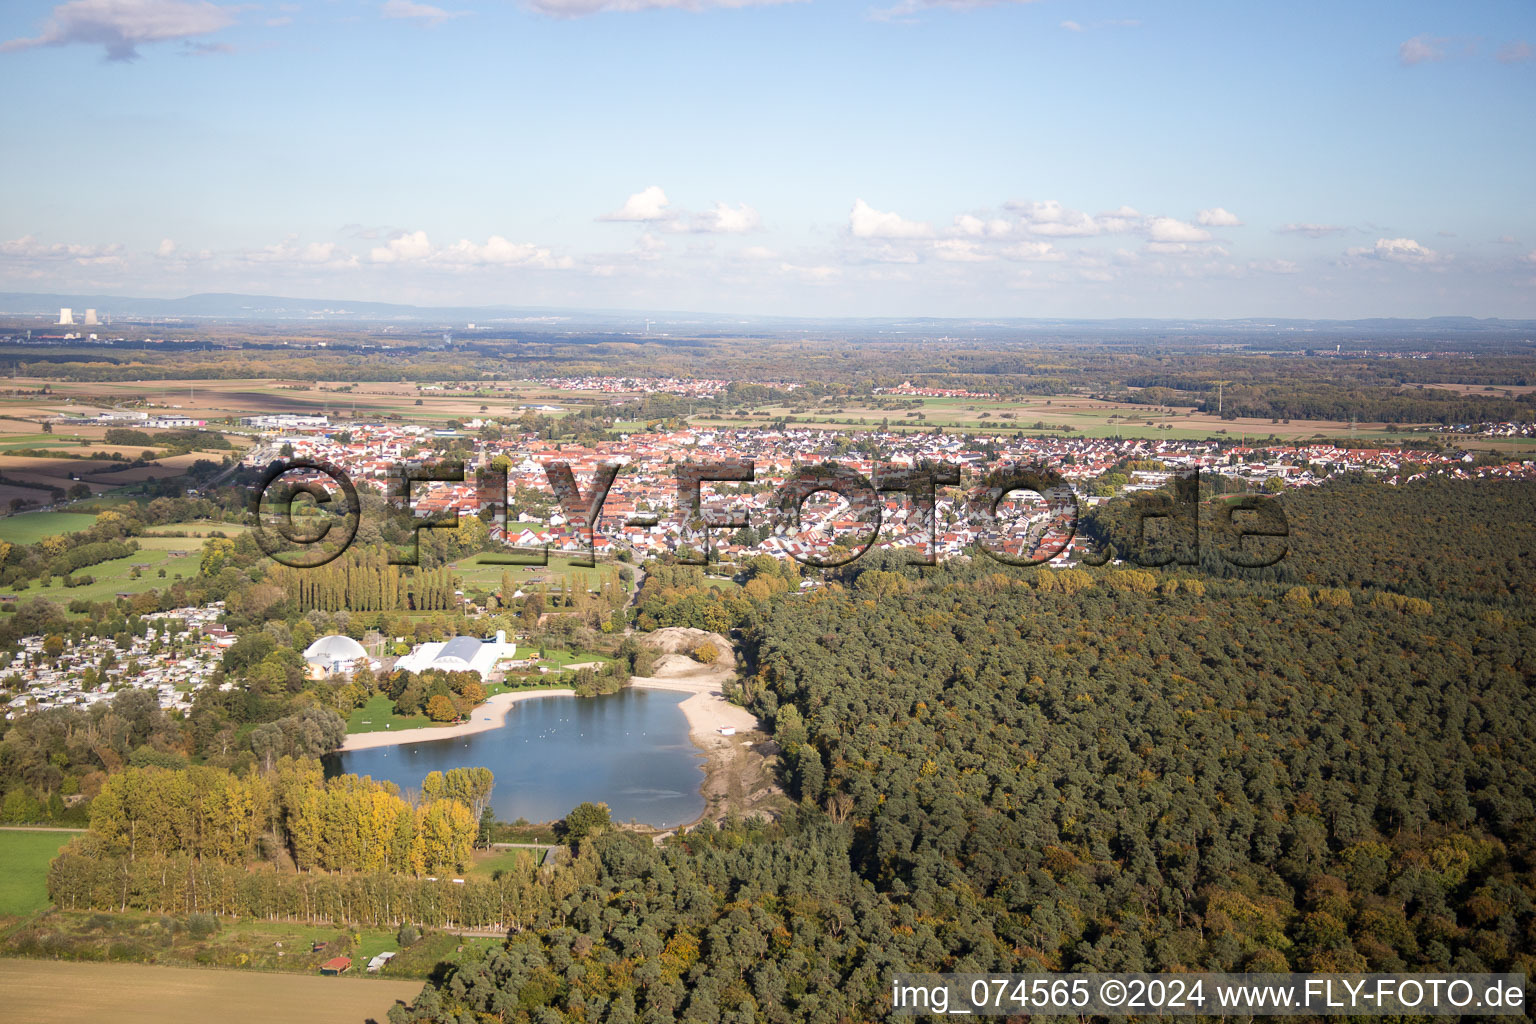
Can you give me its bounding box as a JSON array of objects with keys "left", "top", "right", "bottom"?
[
  {"left": 266, "top": 551, "right": 456, "bottom": 611},
  {"left": 47, "top": 843, "right": 559, "bottom": 928},
  {"left": 386, "top": 478, "right": 1536, "bottom": 1023},
  {"left": 83, "top": 758, "right": 481, "bottom": 875},
  {"left": 1082, "top": 476, "right": 1536, "bottom": 602},
  {"left": 634, "top": 556, "right": 797, "bottom": 634},
  {"left": 103, "top": 427, "right": 233, "bottom": 452}
]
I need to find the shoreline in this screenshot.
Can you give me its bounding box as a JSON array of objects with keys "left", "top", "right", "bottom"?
[
  {"left": 335, "top": 673, "right": 767, "bottom": 828},
  {"left": 337, "top": 687, "right": 576, "bottom": 751}
]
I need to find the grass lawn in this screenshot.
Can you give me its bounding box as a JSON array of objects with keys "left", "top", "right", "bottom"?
[
  {"left": 0, "top": 828, "right": 83, "bottom": 915},
  {"left": 141, "top": 520, "right": 249, "bottom": 538},
  {"left": 536, "top": 647, "right": 613, "bottom": 670},
  {"left": 0, "top": 510, "right": 98, "bottom": 544},
  {"left": 346, "top": 693, "right": 432, "bottom": 734},
  {"left": 454, "top": 552, "right": 622, "bottom": 594},
  {"left": 462, "top": 847, "right": 542, "bottom": 881}
]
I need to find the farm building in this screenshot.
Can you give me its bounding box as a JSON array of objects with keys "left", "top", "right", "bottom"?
[{"left": 319, "top": 957, "right": 352, "bottom": 976}]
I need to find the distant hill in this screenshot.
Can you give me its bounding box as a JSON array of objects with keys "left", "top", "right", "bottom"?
[{"left": 1, "top": 290, "right": 1534, "bottom": 337}]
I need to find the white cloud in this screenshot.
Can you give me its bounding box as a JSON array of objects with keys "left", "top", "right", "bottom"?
[
  {"left": 156, "top": 238, "right": 177, "bottom": 257},
  {"left": 691, "top": 201, "right": 761, "bottom": 234},
  {"left": 868, "top": 0, "right": 1044, "bottom": 22},
  {"left": 0, "top": 235, "right": 124, "bottom": 265},
  {"left": 1094, "top": 206, "right": 1141, "bottom": 233},
  {"left": 381, "top": 0, "right": 467, "bottom": 25},
  {"left": 247, "top": 239, "right": 357, "bottom": 267},
  {"left": 1000, "top": 241, "right": 1063, "bottom": 262},
  {"left": 849, "top": 198, "right": 933, "bottom": 239},
  {"left": 1346, "top": 237, "right": 1439, "bottom": 264},
  {"left": 1277, "top": 223, "right": 1346, "bottom": 238},
  {"left": 600, "top": 186, "right": 673, "bottom": 223},
  {"left": 1400, "top": 34, "right": 1447, "bottom": 66},
  {"left": 931, "top": 239, "right": 990, "bottom": 262},
  {"left": 1196, "top": 207, "right": 1243, "bottom": 227},
  {"left": 777, "top": 262, "right": 840, "bottom": 283},
  {"left": 1059, "top": 19, "right": 1081, "bottom": 31},
  {"left": 369, "top": 230, "right": 434, "bottom": 263},
  {"left": 440, "top": 236, "right": 572, "bottom": 268},
  {"left": 1145, "top": 217, "right": 1211, "bottom": 243},
  {"left": 952, "top": 213, "right": 1011, "bottom": 238},
  {"left": 0, "top": 0, "right": 235, "bottom": 61},
  {"left": 528, "top": 0, "right": 805, "bottom": 17},
  {"left": 1497, "top": 41, "right": 1532, "bottom": 64},
  {"left": 1006, "top": 200, "right": 1102, "bottom": 237},
  {"left": 739, "top": 245, "right": 776, "bottom": 260},
  {"left": 365, "top": 230, "right": 570, "bottom": 269}
]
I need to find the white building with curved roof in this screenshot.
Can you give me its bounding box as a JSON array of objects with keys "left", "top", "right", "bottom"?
[
  {"left": 395, "top": 630, "right": 516, "bottom": 680},
  {"left": 302, "top": 634, "right": 370, "bottom": 678}
]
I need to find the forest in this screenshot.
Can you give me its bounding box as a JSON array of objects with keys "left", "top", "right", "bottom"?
[{"left": 380, "top": 477, "right": 1535, "bottom": 1023}]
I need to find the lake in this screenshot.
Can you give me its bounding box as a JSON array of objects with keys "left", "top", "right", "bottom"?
[{"left": 335, "top": 688, "right": 705, "bottom": 827}]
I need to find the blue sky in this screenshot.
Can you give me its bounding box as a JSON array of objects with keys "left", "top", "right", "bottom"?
[{"left": 1, "top": 0, "right": 1533, "bottom": 317}]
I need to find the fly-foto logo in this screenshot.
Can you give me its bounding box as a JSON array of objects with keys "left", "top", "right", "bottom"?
[{"left": 251, "top": 457, "right": 1288, "bottom": 571}]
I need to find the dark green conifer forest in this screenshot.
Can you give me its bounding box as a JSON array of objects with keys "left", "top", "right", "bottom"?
[{"left": 384, "top": 478, "right": 1536, "bottom": 1022}]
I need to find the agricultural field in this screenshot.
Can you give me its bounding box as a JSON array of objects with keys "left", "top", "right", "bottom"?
[
  {"left": 0, "top": 511, "right": 99, "bottom": 545},
  {"left": 0, "top": 828, "right": 82, "bottom": 916},
  {"left": 14, "top": 377, "right": 614, "bottom": 429},
  {"left": 689, "top": 392, "right": 1441, "bottom": 444},
  {"left": 0, "top": 959, "right": 424, "bottom": 1024}
]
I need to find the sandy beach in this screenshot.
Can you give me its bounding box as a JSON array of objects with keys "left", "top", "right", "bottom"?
[
  {"left": 338, "top": 687, "right": 576, "bottom": 751},
  {"left": 336, "top": 628, "right": 777, "bottom": 825}
]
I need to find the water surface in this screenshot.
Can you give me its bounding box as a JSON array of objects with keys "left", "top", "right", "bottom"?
[{"left": 336, "top": 688, "right": 704, "bottom": 827}]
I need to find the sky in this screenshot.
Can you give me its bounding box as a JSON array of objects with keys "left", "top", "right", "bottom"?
[{"left": 0, "top": 0, "right": 1533, "bottom": 319}]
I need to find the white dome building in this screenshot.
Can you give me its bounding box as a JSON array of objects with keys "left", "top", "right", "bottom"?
[{"left": 303, "top": 634, "right": 369, "bottom": 678}]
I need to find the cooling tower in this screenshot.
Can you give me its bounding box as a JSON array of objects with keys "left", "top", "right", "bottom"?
[
  {"left": 84, "top": 309, "right": 99, "bottom": 325},
  {"left": 57, "top": 307, "right": 74, "bottom": 325}
]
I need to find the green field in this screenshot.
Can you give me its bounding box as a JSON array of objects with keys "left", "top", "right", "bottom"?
[
  {"left": 346, "top": 693, "right": 432, "bottom": 734},
  {"left": 38, "top": 537, "right": 205, "bottom": 607},
  {"left": 0, "top": 827, "right": 82, "bottom": 915},
  {"left": 0, "top": 510, "right": 99, "bottom": 544},
  {"left": 462, "top": 847, "right": 543, "bottom": 880},
  {"left": 454, "top": 551, "right": 624, "bottom": 594}
]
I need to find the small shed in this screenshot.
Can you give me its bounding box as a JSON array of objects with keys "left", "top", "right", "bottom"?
[
  {"left": 367, "top": 952, "right": 397, "bottom": 973},
  {"left": 320, "top": 956, "right": 352, "bottom": 975}
]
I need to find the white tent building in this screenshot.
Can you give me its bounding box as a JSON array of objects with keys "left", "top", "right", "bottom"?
[
  {"left": 302, "top": 634, "right": 370, "bottom": 678},
  {"left": 395, "top": 630, "right": 517, "bottom": 680}
]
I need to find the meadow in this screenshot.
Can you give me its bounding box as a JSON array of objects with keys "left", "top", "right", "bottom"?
[
  {"left": 453, "top": 551, "right": 624, "bottom": 595},
  {"left": 0, "top": 827, "right": 82, "bottom": 916},
  {"left": 0, "top": 511, "right": 99, "bottom": 545}
]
